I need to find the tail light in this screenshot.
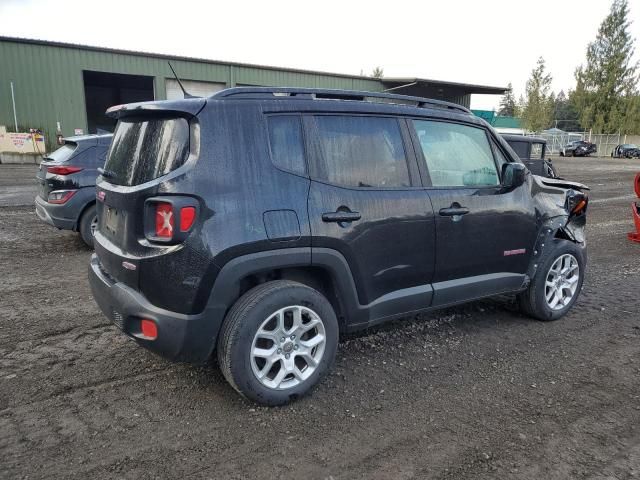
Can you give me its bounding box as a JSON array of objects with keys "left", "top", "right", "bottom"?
[
  {"left": 144, "top": 197, "right": 198, "bottom": 243},
  {"left": 48, "top": 189, "right": 77, "bottom": 204},
  {"left": 155, "top": 203, "right": 174, "bottom": 238},
  {"left": 46, "top": 165, "right": 83, "bottom": 175}
]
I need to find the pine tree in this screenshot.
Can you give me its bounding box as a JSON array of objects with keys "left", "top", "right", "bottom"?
[
  {"left": 522, "top": 57, "right": 554, "bottom": 132},
  {"left": 371, "top": 67, "right": 384, "bottom": 78},
  {"left": 553, "top": 90, "right": 581, "bottom": 130},
  {"left": 572, "top": 0, "right": 639, "bottom": 133},
  {"left": 498, "top": 83, "right": 517, "bottom": 116}
]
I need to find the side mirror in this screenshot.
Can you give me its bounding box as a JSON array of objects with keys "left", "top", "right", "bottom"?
[{"left": 501, "top": 162, "right": 527, "bottom": 189}]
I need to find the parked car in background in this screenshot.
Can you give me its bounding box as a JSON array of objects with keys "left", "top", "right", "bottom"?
[
  {"left": 501, "top": 134, "right": 557, "bottom": 178},
  {"left": 560, "top": 140, "right": 597, "bottom": 157},
  {"left": 89, "top": 88, "right": 589, "bottom": 406},
  {"left": 35, "top": 134, "right": 112, "bottom": 247},
  {"left": 611, "top": 144, "right": 640, "bottom": 158}
]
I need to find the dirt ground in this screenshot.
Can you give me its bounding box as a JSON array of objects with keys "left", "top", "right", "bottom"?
[{"left": 1, "top": 156, "right": 639, "bottom": 480}]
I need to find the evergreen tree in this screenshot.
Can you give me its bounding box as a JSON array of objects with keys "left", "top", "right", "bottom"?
[
  {"left": 553, "top": 90, "right": 581, "bottom": 130},
  {"left": 522, "top": 57, "right": 554, "bottom": 132},
  {"left": 572, "top": 0, "right": 639, "bottom": 133},
  {"left": 498, "top": 82, "right": 517, "bottom": 116},
  {"left": 371, "top": 67, "right": 384, "bottom": 78}
]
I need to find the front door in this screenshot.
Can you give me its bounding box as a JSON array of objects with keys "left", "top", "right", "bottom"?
[
  {"left": 409, "top": 119, "right": 537, "bottom": 307},
  {"left": 305, "top": 115, "right": 436, "bottom": 321}
]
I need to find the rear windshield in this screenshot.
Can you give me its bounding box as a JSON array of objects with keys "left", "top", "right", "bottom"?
[
  {"left": 45, "top": 143, "right": 77, "bottom": 162},
  {"left": 104, "top": 116, "right": 190, "bottom": 186}
]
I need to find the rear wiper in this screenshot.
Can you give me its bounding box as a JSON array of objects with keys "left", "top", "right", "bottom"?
[{"left": 98, "top": 167, "right": 115, "bottom": 178}]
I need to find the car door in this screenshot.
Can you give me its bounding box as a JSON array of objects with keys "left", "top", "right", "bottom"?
[
  {"left": 409, "top": 119, "right": 537, "bottom": 307},
  {"left": 305, "top": 114, "right": 436, "bottom": 320}
]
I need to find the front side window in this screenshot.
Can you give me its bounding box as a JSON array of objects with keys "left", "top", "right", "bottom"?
[
  {"left": 412, "top": 120, "right": 499, "bottom": 187},
  {"left": 313, "top": 116, "right": 410, "bottom": 188},
  {"left": 267, "top": 115, "right": 306, "bottom": 175}
]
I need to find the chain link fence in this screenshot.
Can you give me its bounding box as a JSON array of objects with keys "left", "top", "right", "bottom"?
[{"left": 527, "top": 131, "right": 640, "bottom": 156}]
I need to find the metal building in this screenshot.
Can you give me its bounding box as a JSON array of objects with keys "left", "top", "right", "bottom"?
[{"left": 0, "top": 36, "right": 506, "bottom": 150}]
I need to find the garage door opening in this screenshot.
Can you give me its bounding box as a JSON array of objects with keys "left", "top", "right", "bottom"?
[{"left": 83, "top": 71, "right": 154, "bottom": 134}]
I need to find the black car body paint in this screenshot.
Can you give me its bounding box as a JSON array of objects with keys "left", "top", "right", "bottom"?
[{"left": 88, "top": 88, "right": 589, "bottom": 364}]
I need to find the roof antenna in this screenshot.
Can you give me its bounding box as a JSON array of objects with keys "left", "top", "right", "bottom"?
[{"left": 167, "top": 61, "right": 196, "bottom": 99}]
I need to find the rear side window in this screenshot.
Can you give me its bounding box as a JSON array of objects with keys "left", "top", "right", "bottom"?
[
  {"left": 45, "top": 143, "right": 77, "bottom": 162},
  {"left": 531, "top": 143, "right": 544, "bottom": 159},
  {"left": 267, "top": 116, "right": 306, "bottom": 175},
  {"left": 105, "top": 117, "right": 190, "bottom": 186},
  {"left": 507, "top": 140, "right": 529, "bottom": 159},
  {"left": 412, "top": 120, "right": 499, "bottom": 187},
  {"left": 313, "top": 116, "right": 410, "bottom": 188}
]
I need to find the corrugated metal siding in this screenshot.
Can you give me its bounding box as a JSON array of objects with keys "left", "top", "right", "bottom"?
[
  {"left": 1, "top": 38, "right": 481, "bottom": 151},
  {"left": 0, "top": 39, "right": 382, "bottom": 150}
]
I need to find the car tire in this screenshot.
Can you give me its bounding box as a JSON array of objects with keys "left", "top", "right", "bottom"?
[
  {"left": 560, "top": 151, "right": 565, "bottom": 157},
  {"left": 518, "top": 240, "right": 586, "bottom": 321},
  {"left": 78, "top": 204, "right": 97, "bottom": 248},
  {"left": 217, "top": 280, "right": 339, "bottom": 406}
]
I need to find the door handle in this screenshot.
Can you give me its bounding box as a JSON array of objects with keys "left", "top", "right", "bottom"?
[
  {"left": 439, "top": 206, "right": 470, "bottom": 216},
  {"left": 322, "top": 211, "right": 361, "bottom": 223}
]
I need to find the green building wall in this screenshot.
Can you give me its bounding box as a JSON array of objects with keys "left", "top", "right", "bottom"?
[{"left": 0, "top": 38, "right": 382, "bottom": 150}]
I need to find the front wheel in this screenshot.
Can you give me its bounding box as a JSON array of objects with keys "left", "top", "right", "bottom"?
[
  {"left": 217, "top": 280, "right": 339, "bottom": 406},
  {"left": 519, "top": 240, "right": 586, "bottom": 321}
]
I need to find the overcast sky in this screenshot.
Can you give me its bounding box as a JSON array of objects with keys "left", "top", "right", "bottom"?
[{"left": 1, "top": 0, "right": 638, "bottom": 110}]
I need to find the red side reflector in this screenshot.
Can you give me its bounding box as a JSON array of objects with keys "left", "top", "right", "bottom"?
[
  {"left": 46, "top": 165, "right": 83, "bottom": 175},
  {"left": 180, "top": 206, "right": 196, "bottom": 231},
  {"left": 140, "top": 319, "right": 157, "bottom": 340},
  {"left": 155, "top": 203, "right": 174, "bottom": 238}
]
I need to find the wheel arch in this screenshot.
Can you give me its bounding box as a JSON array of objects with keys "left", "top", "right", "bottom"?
[
  {"left": 74, "top": 198, "right": 96, "bottom": 231},
  {"left": 206, "top": 248, "right": 360, "bottom": 334}
]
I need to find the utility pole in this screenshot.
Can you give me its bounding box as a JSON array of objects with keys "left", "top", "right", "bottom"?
[{"left": 10, "top": 81, "right": 18, "bottom": 132}]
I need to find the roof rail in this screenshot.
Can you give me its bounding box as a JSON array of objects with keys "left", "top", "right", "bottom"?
[{"left": 212, "top": 87, "right": 471, "bottom": 114}]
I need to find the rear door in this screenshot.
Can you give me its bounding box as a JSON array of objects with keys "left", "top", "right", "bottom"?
[
  {"left": 306, "top": 114, "right": 435, "bottom": 318},
  {"left": 409, "top": 119, "right": 537, "bottom": 307}
]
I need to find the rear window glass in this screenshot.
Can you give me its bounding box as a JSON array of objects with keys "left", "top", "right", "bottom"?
[
  {"left": 105, "top": 117, "right": 190, "bottom": 186},
  {"left": 313, "top": 116, "right": 410, "bottom": 188},
  {"left": 45, "top": 143, "right": 77, "bottom": 162}
]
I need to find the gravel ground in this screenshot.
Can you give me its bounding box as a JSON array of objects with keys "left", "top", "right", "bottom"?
[{"left": 1, "top": 156, "right": 639, "bottom": 479}]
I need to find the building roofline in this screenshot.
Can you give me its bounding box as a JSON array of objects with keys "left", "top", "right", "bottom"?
[
  {"left": 0, "top": 36, "right": 507, "bottom": 94},
  {"left": 0, "top": 35, "right": 378, "bottom": 81}
]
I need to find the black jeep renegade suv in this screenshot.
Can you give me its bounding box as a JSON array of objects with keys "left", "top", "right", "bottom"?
[{"left": 89, "top": 87, "right": 588, "bottom": 406}]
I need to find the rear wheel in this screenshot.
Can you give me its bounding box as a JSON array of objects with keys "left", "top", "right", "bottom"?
[
  {"left": 519, "top": 240, "right": 586, "bottom": 321},
  {"left": 78, "top": 204, "right": 97, "bottom": 248},
  {"left": 217, "top": 280, "right": 339, "bottom": 406}
]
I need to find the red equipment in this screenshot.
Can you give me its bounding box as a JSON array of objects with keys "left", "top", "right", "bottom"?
[{"left": 628, "top": 173, "right": 640, "bottom": 243}]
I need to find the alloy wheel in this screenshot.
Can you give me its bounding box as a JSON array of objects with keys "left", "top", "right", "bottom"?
[
  {"left": 250, "top": 305, "right": 326, "bottom": 390},
  {"left": 544, "top": 254, "right": 580, "bottom": 310}
]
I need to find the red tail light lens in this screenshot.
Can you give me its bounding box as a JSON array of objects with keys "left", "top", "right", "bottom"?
[
  {"left": 180, "top": 206, "right": 196, "bottom": 231},
  {"left": 46, "top": 165, "right": 83, "bottom": 175},
  {"left": 48, "top": 190, "right": 77, "bottom": 204},
  {"left": 155, "top": 203, "right": 174, "bottom": 238}
]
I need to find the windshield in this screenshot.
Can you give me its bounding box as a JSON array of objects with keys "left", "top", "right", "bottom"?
[
  {"left": 104, "top": 116, "right": 190, "bottom": 186},
  {"left": 44, "top": 143, "right": 77, "bottom": 162}
]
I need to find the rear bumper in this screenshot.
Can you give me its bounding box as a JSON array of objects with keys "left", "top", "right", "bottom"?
[
  {"left": 34, "top": 187, "right": 95, "bottom": 231},
  {"left": 88, "top": 254, "right": 220, "bottom": 363}
]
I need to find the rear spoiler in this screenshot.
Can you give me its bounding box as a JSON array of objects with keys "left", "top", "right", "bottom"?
[{"left": 105, "top": 98, "right": 206, "bottom": 119}]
